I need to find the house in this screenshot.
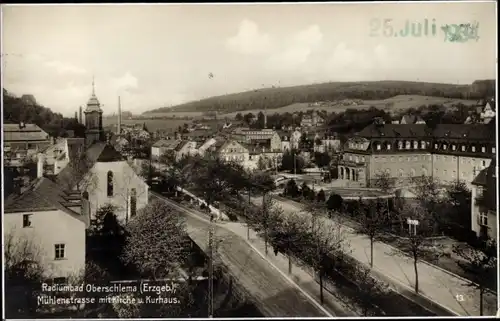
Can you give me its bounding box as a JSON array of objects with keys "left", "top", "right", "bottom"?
[
  {"left": 470, "top": 160, "right": 496, "bottom": 241},
  {"left": 150, "top": 139, "right": 181, "bottom": 160},
  {"left": 212, "top": 139, "right": 250, "bottom": 165},
  {"left": 4, "top": 177, "right": 89, "bottom": 282},
  {"left": 38, "top": 138, "right": 86, "bottom": 176},
  {"left": 174, "top": 140, "right": 198, "bottom": 161},
  {"left": 464, "top": 99, "right": 496, "bottom": 124},
  {"left": 181, "top": 129, "right": 217, "bottom": 143},
  {"left": 231, "top": 128, "right": 282, "bottom": 152},
  {"left": 197, "top": 137, "right": 218, "bottom": 156},
  {"left": 4, "top": 123, "right": 51, "bottom": 166},
  {"left": 300, "top": 111, "right": 325, "bottom": 128}
]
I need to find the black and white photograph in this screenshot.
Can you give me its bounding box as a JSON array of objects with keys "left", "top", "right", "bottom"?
[{"left": 1, "top": 1, "right": 498, "bottom": 318}]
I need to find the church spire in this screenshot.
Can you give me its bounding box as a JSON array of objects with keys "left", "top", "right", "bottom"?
[{"left": 92, "top": 75, "right": 95, "bottom": 95}]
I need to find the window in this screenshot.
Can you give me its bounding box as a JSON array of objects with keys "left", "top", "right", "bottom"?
[
  {"left": 478, "top": 212, "right": 488, "bottom": 226},
  {"left": 23, "top": 214, "right": 32, "bottom": 228},
  {"left": 443, "top": 170, "right": 447, "bottom": 177},
  {"left": 444, "top": 156, "right": 448, "bottom": 162},
  {"left": 107, "top": 171, "right": 114, "bottom": 197},
  {"left": 452, "top": 171, "right": 456, "bottom": 179},
  {"left": 83, "top": 191, "right": 89, "bottom": 200},
  {"left": 420, "top": 141, "right": 426, "bottom": 149},
  {"left": 443, "top": 144, "right": 447, "bottom": 150},
  {"left": 398, "top": 141, "right": 403, "bottom": 149},
  {"left": 361, "top": 156, "right": 365, "bottom": 162},
  {"left": 410, "top": 168, "right": 416, "bottom": 177},
  {"left": 381, "top": 157, "right": 386, "bottom": 162},
  {"left": 472, "top": 146, "right": 476, "bottom": 152},
  {"left": 130, "top": 188, "right": 137, "bottom": 217},
  {"left": 422, "top": 168, "right": 428, "bottom": 176},
  {"left": 462, "top": 145, "right": 466, "bottom": 152},
  {"left": 482, "top": 160, "right": 486, "bottom": 167},
  {"left": 413, "top": 141, "right": 418, "bottom": 149},
  {"left": 493, "top": 147, "right": 496, "bottom": 154},
  {"left": 407, "top": 156, "right": 411, "bottom": 162},
  {"left": 481, "top": 146, "right": 486, "bottom": 153},
  {"left": 452, "top": 156, "right": 457, "bottom": 161},
  {"left": 399, "top": 169, "right": 404, "bottom": 177},
  {"left": 405, "top": 141, "right": 411, "bottom": 149},
  {"left": 355, "top": 156, "right": 359, "bottom": 163},
  {"left": 349, "top": 155, "right": 353, "bottom": 161},
  {"left": 413, "top": 156, "right": 418, "bottom": 161},
  {"left": 376, "top": 144, "right": 381, "bottom": 150},
  {"left": 434, "top": 143, "right": 438, "bottom": 149},
  {"left": 390, "top": 157, "right": 395, "bottom": 162},
  {"left": 398, "top": 156, "right": 402, "bottom": 162},
  {"left": 387, "top": 143, "right": 391, "bottom": 150},
  {"left": 54, "top": 244, "right": 65, "bottom": 260},
  {"left": 461, "top": 158, "right": 465, "bottom": 164}
]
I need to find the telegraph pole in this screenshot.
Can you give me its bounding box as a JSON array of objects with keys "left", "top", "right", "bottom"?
[{"left": 208, "top": 214, "right": 215, "bottom": 318}]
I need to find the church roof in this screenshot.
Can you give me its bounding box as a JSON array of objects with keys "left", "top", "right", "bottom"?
[
  {"left": 96, "top": 144, "right": 125, "bottom": 162},
  {"left": 85, "top": 79, "right": 102, "bottom": 112}
]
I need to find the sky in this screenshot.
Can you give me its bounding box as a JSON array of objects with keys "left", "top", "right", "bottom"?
[{"left": 2, "top": 2, "right": 497, "bottom": 116}]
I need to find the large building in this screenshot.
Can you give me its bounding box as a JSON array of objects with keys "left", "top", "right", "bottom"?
[
  {"left": 300, "top": 111, "right": 325, "bottom": 128},
  {"left": 339, "top": 119, "right": 496, "bottom": 188},
  {"left": 232, "top": 128, "right": 282, "bottom": 152},
  {"left": 4, "top": 123, "right": 51, "bottom": 165}
]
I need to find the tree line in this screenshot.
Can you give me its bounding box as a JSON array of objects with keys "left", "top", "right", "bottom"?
[
  {"left": 149, "top": 80, "right": 494, "bottom": 114},
  {"left": 3, "top": 90, "right": 86, "bottom": 138}
]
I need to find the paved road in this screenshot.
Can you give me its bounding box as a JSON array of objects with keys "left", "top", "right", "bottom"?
[
  {"left": 150, "top": 193, "right": 331, "bottom": 317},
  {"left": 253, "top": 195, "right": 497, "bottom": 316}
]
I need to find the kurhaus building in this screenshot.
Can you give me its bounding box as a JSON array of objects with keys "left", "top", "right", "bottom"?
[{"left": 339, "top": 118, "right": 496, "bottom": 188}]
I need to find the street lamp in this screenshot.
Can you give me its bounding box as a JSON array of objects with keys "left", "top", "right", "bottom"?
[{"left": 407, "top": 218, "right": 419, "bottom": 236}]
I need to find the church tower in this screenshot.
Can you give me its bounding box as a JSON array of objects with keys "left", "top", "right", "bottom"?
[{"left": 84, "top": 77, "right": 104, "bottom": 146}]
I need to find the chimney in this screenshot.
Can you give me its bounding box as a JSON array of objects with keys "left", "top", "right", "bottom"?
[
  {"left": 74, "top": 111, "right": 78, "bottom": 120},
  {"left": 79, "top": 106, "right": 83, "bottom": 124},
  {"left": 118, "top": 96, "right": 122, "bottom": 135},
  {"left": 50, "top": 136, "right": 55, "bottom": 145},
  {"left": 37, "top": 153, "right": 45, "bottom": 178}
]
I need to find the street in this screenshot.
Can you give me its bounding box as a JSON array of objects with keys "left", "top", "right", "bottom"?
[
  {"left": 151, "top": 192, "right": 333, "bottom": 317},
  {"left": 254, "top": 195, "right": 497, "bottom": 316}
]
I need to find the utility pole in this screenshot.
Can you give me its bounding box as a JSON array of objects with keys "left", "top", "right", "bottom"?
[{"left": 208, "top": 215, "right": 215, "bottom": 318}]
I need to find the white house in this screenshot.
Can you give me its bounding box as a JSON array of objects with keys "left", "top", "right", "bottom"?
[
  {"left": 151, "top": 139, "right": 180, "bottom": 160},
  {"left": 174, "top": 140, "right": 198, "bottom": 161},
  {"left": 470, "top": 162, "right": 496, "bottom": 241},
  {"left": 4, "top": 177, "right": 89, "bottom": 282}
]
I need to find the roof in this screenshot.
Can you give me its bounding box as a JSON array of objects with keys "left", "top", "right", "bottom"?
[
  {"left": 152, "top": 139, "right": 180, "bottom": 149},
  {"left": 4, "top": 177, "right": 87, "bottom": 224},
  {"left": 174, "top": 140, "right": 191, "bottom": 152},
  {"left": 472, "top": 168, "right": 488, "bottom": 186},
  {"left": 432, "top": 124, "right": 493, "bottom": 141},
  {"left": 401, "top": 115, "right": 425, "bottom": 124},
  {"left": 66, "top": 138, "right": 85, "bottom": 161},
  {"left": 356, "top": 124, "right": 432, "bottom": 139},
  {"left": 96, "top": 144, "right": 125, "bottom": 162},
  {"left": 3, "top": 123, "right": 50, "bottom": 142}
]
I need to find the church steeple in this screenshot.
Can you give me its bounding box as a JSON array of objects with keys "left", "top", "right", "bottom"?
[
  {"left": 84, "top": 76, "right": 104, "bottom": 146},
  {"left": 92, "top": 75, "right": 95, "bottom": 95}
]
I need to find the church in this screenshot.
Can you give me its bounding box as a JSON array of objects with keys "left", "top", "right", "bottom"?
[
  {"left": 56, "top": 78, "right": 150, "bottom": 224},
  {"left": 5, "top": 79, "right": 150, "bottom": 282}
]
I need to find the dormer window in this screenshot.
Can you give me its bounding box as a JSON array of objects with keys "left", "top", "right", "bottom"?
[
  {"left": 413, "top": 141, "right": 418, "bottom": 149},
  {"left": 461, "top": 145, "right": 466, "bottom": 151},
  {"left": 493, "top": 147, "right": 496, "bottom": 154},
  {"left": 472, "top": 146, "right": 476, "bottom": 152},
  {"left": 481, "top": 146, "right": 486, "bottom": 153},
  {"left": 443, "top": 144, "right": 448, "bottom": 150},
  {"left": 434, "top": 143, "right": 438, "bottom": 149},
  {"left": 398, "top": 141, "right": 403, "bottom": 149},
  {"left": 376, "top": 144, "right": 381, "bottom": 150},
  {"left": 452, "top": 145, "right": 456, "bottom": 151},
  {"left": 405, "top": 141, "right": 411, "bottom": 149},
  {"left": 420, "top": 141, "right": 425, "bottom": 149},
  {"left": 387, "top": 143, "right": 391, "bottom": 150}
]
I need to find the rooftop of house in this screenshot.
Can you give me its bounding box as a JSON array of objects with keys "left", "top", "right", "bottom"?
[
  {"left": 4, "top": 177, "right": 87, "bottom": 223},
  {"left": 3, "top": 123, "right": 50, "bottom": 142},
  {"left": 97, "top": 144, "right": 126, "bottom": 162},
  {"left": 432, "top": 124, "right": 494, "bottom": 141},
  {"left": 152, "top": 139, "right": 181, "bottom": 149},
  {"left": 174, "top": 140, "right": 192, "bottom": 152},
  {"left": 400, "top": 115, "right": 425, "bottom": 124}
]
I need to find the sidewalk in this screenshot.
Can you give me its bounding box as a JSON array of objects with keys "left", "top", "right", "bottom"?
[
  {"left": 259, "top": 197, "right": 498, "bottom": 316},
  {"left": 222, "top": 222, "right": 358, "bottom": 317}
]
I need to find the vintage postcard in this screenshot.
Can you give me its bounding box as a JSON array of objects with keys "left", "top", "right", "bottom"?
[{"left": 1, "top": 1, "right": 497, "bottom": 318}]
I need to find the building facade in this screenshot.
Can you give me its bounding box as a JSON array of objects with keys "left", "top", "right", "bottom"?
[
  {"left": 4, "top": 123, "right": 51, "bottom": 165},
  {"left": 470, "top": 161, "right": 496, "bottom": 240},
  {"left": 339, "top": 121, "right": 496, "bottom": 188},
  {"left": 4, "top": 177, "right": 89, "bottom": 281}
]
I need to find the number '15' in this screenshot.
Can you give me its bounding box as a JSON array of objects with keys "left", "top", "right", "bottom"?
[{"left": 370, "top": 18, "right": 394, "bottom": 37}]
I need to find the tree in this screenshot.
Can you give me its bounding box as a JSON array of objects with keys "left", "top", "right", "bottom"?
[
  {"left": 371, "top": 171, "right": 394, "bottom": 192},
  {"left": 4, "top": 229, "right": 44, "bottom": 318},
  {"left": 355, "top": 199, "right": 386, "bottom": 267},
  {"left": 56, "top": 149, "right": 98, "bottom": 192},
  {"left": 255, "top": 194, "right": 284, "bottom": 255},
  {"left": 314, "top": 152, "right": 331, "bottom": 168},
  {"left": 235, "top": 113, "right": 243, "bottom": 121},
  {"left": 326, "top": 193, "right": 343, "bottom": 212},
  {"left": 257, "top": 111, "right": 266, "bottom": 129},
  {"left": 389, "top": 203, "right": 442, "bottom": 293},
  {"left": 316, "top": 189, "right": 326, "bottom": 203},
  {"left": 284, "top": 179, "right": 299, "bottom": 198},
  {"left": 444, "top": 180, "right": 472, "bottom": 233},
  {"left": 257, "top": 156, "right": 267, "bottom": 171},
  {"left": 280, "top": 150, "right": 305, "bottom": 174},
  {"left": 352, "top": 265, "right": 389, "bottom": 316},
  {"left": 301, "top": 181, "right": 312, "bottom": 199},
  {"left": 121, "top": 200, "right": 190, "bottom": 279},
  {"left": 453, "top": 238, "right": 497, "bottom": 315},
  {"left": 269, "top": 211, "right": 310, "bottom": 275},
  {"left": 113, "top": 161, "right": 149, "bottom": 224},
  {"left": 410, "top": 175, "right": 442, "bottom": 233}
]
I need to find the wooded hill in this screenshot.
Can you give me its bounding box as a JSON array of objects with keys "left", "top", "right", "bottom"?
[{"left": 146, "top": 80, "right": 495, "bottom": 114}]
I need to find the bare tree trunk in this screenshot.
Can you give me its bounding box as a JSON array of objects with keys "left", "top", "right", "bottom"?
[
  {"left": 413, "top": 254, "right": 419, "bottom": 293},
  {"left": 370, "top": 236, "right": 374, "bottom": 268},
  {"left": 319, "top": 268, "right": 324, "bottom": 304},
  {"left": 247, "top": 223, "right": 250, "bottom": 240},
  {"left": 479, "top": 287, "right": 484, "bottom": 316}
]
